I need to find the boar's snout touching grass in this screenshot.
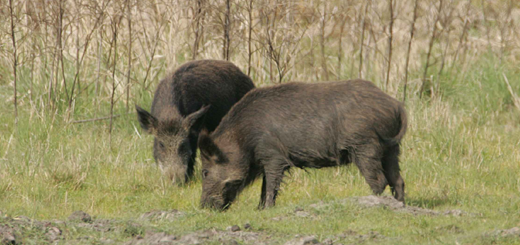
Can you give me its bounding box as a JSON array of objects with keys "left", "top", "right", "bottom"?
[
  {"left": 198, "top": 132, "right": 249, "bottom": 210},
  {"left": 198, "top": 79, "right": 407, "bottom": 210},
  {"left": 135, "top": 60, "right": 255, "bottom": 185}
]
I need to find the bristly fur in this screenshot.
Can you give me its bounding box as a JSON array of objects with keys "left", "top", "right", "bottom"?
[
  {"left": 199, "top": 79, "right": 408, "bottom": 210},
  {"left": 136, "top": 60, "right": 255, "bottom": 185}
]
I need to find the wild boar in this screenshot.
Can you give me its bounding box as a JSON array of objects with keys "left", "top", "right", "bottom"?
[
  {"left": 135, "top": 60, "right": 255, "bottom": 185},
  {"left": 198, "top": 79, "right": 407, "bottom": 210}
]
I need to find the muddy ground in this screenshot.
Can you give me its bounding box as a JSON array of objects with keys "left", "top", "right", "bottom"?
[{"left": 1, "top": 196, "right": 518, "bottom": 244}]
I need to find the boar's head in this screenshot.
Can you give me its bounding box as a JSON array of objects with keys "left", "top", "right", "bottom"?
[
  {"left": 135, "top": 105, "right": 210, "bottom": 185},
  {"left": 198, "top": 130, "right": 247, "bottom": 210}
]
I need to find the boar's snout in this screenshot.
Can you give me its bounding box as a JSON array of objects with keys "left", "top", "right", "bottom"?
[
  {"left": 200, "top": 195, "right": 229, "bottom": 210},
  {"left": 154, "top": 135, "right": 196, "bottom": 185},
  {"left": 159, "top": 161, "right": 190, "bottom": 186},
  {"left": 200, "top": 180, "right": 243, "bottom": 210}
]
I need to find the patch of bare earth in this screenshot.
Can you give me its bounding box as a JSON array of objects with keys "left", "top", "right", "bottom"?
[
  {"left": 0, "top": 224, "right": 16, "bottom": 244},
  {"left": 284, "top": 235, "right": 319, "bottom": 245},
  {"left": 493, "top": 227, "right": 520, "bottom": 237},
  {"left": 0, "top": 198, "right": 486, "bottom": 244},
  {"left": 139, "top": 210, "right": 185, "bottom": 222},
  {"left": 309, "top": 195, "right": 471, "bottom": 216},
  {"left": 283, "top": 230, "right": 388, "bottom": 245},
  {"left": 125, "top": 226, "right": 269, "bottom": 245},
  {"left": 0, "top": 215, "right": 63, "bottom": 244}
]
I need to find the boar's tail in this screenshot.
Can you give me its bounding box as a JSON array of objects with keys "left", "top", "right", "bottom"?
[
  {"left": 394, "top": 103, "right": 408, "bottom": 143},
  {"left": 379, "top": 103, "right": 408, "bottom": 146}
]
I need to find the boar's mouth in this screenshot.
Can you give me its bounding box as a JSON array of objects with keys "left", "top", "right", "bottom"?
[
  {"left": 201, "top": 196, "right": 230, "bottom": 210},
  {"left": 202, "top": 179, "right": 243, "bottom": 211},
  {"left": 158, "top": 161, "right": 190, "bottom": 186},
  {"left": 222, "top": 180, "right": 243, "bottom": 202}
]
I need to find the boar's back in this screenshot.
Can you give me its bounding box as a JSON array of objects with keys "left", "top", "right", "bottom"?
[{"left": 151, "top": 60, "right": 255, "bottom": 131}]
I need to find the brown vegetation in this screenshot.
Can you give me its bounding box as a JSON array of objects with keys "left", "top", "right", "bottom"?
[{"left": 1, "top": 0, "right": 519, "bottom": 122}]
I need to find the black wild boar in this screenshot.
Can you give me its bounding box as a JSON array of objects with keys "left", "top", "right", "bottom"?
[
  {"left": 198, "top": 79, "right": 407, "bottom": 210},
  {"left": 135, "top": 60, "right": 255, "bottom": 185}
]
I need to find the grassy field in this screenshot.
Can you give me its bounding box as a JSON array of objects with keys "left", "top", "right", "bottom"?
[
  {"left": 1, "top": 54, "right": 519, "bottom": 244},
  {"left": 1, "top": 0, "right": 520, "bottom": 243}
]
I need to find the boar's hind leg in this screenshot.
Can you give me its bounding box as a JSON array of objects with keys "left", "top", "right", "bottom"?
[
  {"left": 382, "top": 145, "right": 405, "bottom": 203},
  {"left": 258, "top": 175, "right": 267, "bottom": 209},
  {"left": 354, "top": 148, "right": 388, "bottom": 196},
  {"left": 260, "top": 159, "right": 287, "bottom": 209}
]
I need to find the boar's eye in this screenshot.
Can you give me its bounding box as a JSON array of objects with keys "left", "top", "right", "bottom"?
[
  {"left": 158, "top": 142, "right": 165, "bottom": 149},
  {"left": 202, "top": 169, "right": 209, "bottom": 179}
]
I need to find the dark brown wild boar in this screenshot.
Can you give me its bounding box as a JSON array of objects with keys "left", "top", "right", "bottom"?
[
  {"left": 198, "top": 79, "right": 407, "bottom": 210},
  {"left": 135, "top": 60, "right": 255, "bottom": 185}
]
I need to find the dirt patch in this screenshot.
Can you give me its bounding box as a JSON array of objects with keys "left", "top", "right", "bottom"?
[
  {"left": 125, "top": 228, "right": 268, "bottom": 245},
  {"left": 124, "top": 228, "right": 389, "bottom": 245},
  {"left": 0, "top": 224, "right": 16, "bottom": 244},
  {"left": 139, "top": 210, "right": 185, "bottom": 222},
  {"left": 45, "top": 226, "right": 62, "bottom": 242},
  {"left": 0, "top": 216, "right": 64, "bottom": 244},
  {"left": 333, "top": 229, "right": 387, "bottom": 244},
  {"left": 284, "top": 235, "right": 319, "bottom": 245},
  {"left": 125, "top": 231, "right": 177, "bottom": 245},
  {"left": 175, "top": 230, "right": 213, "bottom": 245},
  {"left": 350, "top": 195, "right": 465, "bottom": 216},
  {"left": 282, "top": 229, "right": 389, "bottom": 245},
  {"left": 283, "top": 229, "right": 388, "bottom": 245},
  {"left": 75, "top": 220, "right": 116, "bottom": 233},
  {"left": 493, "top": 227, "right": 520, "bottom": 237},
  {"left": 68, "top": 210, "right": 92, "bottom": 223},
  {"left": 0, "top": 211, "right": 273, "bottom": 244},
  {"left": 273, "top": 195, "right": 468, "bottom": 225},
  {"left": 307, "top": 195, "right": 470, "bottom": 217},
  {"left": 353, "top": 196, "right": 406, "bottom": 210},
  {"left": 0, "top": 211, "right": 128, "bottom": 244},
  {"left": 0, "top": 201, "right": 480, "bottom": 244}
]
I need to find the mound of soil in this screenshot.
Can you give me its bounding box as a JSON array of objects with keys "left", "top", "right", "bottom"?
[
  {"left": 494, "top": 227, "right": 520, "bottom": 237},
  {"left": 350, "top": 195, "right": 469, "bottom": 216},
  {"left": 309, "top": 195, "right": 470, "bottom": 216},
  {"left": 68, "top": 210, "right": 92, "bottom": 223},
  {"left": 139, "top": 210, "right": 185, "bottom": 222}
]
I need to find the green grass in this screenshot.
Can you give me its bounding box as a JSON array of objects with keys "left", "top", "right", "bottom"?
[{"left": 1, "top": 57, "right": 519, "bottom": 244}]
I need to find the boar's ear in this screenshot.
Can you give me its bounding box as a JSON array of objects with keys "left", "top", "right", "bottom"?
[
  {"left": 198, "top": 129, "right": 226, "bottom": 163},
  {"left": 136, "top": 105, "right": 158, "bottom": 134},
  {"left": 183, "top": 105, "right": 211, "bottom": 131}
]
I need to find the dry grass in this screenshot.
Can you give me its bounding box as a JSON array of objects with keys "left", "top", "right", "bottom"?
[{"left": 1, "top": 0, "right": 519, "bottom": 119}]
